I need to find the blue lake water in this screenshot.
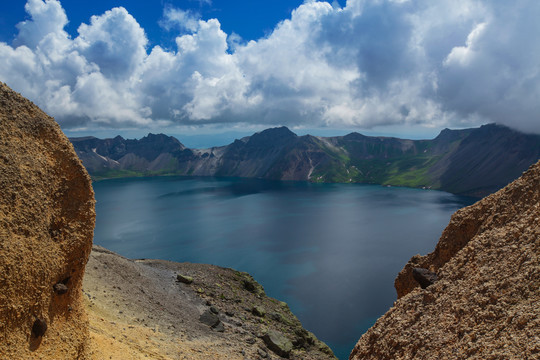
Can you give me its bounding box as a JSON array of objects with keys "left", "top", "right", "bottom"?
[{"left": 92, "top": 176, "right": 475, "bottom": 359}]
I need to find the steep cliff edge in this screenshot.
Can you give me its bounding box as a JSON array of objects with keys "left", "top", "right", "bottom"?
[
  {"left": 350, "top": 160, "right": 540, "bottom": 359},
  {"left": 0, "top": 83, "right": 96, "bottom": 358}
]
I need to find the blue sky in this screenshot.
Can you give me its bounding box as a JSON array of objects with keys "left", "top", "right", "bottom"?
[
  {"left": 0, "top": 1, "right": 312, "bottom": 46},
  {"left": 0, "top": 0, "right": 539, "bottom": 143}
]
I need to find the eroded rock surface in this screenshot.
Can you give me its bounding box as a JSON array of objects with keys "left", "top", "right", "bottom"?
[
  {"left": 0, "top": 83, "right": 95, "bottom": 359},
  {"left": 350, "top": 161, "right": 540, "bottom": 359}
]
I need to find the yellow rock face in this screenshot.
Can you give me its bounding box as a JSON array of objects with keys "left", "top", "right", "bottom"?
[{"left": 0, "top": 82, "right": 95, "bottom": 359}]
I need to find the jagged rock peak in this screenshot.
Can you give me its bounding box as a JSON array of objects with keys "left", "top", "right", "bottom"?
[
  {"left": 350, "top": 160, "right": 540, "bottom": 359},
  {"left": 433, "top": 127, "right": 472, "bottom": 142},
  {"left": 0, "top": 82, "right": 96, "bottom": 359}
]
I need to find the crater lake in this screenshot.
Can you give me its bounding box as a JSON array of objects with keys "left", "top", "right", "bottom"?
[{"left": 92, "top": 176, "right": 475, "bottom": 359}]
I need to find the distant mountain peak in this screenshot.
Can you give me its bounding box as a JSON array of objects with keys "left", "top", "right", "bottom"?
[
  {"left": 257, "top": 126, "right": 297, "bottom": 137},
  {"left": 143, "top": 133, "right": 171, "bottom": 139},
  {"left": 246, "top": 126, "right": 297, "bottom": 147},
  {"left": 140, "top": 133, "right": 181, "bottom": 143},
  {"left": 433, "top": 127, "right": 473, "bottom": 142},
  {"left": 343, "top": 132, "right": 368, "bottom": 141}
]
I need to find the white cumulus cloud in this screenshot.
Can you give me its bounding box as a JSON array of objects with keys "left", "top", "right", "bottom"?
[
  {"left": 0, "top": 0, "right": 539, "bottom": 134},
  {"left": 75, "top": 7, "right": 148, "bottom": 80},
  {"left": 14, "top": 0, "right": 68, "bottom": 49},
  {"left": 159, "top": 6, "right": 200, "bottom": 32}
]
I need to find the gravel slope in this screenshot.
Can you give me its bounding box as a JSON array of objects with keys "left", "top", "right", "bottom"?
[{"left": 84, "top": 245, "right": 336, "bottom": 360}]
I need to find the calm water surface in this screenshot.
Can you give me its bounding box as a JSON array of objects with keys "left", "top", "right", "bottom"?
[{"left": 92, "top": 176, "right": 474, "bottom": 359}]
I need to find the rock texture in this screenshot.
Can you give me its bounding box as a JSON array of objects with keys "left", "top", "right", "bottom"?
[
  {"left": 0, "top": 83, "right": 95, "bottom": 359},
  {"left": 84, "top": 245, "right": 336, "bottom": 359},
  {"left": 350, "top": 160, "right": 540, "bottom": 359}
]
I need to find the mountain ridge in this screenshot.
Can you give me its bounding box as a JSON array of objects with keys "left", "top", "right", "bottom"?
[{"left": 71, "top": 124, "right": 540, "bottom": 197}]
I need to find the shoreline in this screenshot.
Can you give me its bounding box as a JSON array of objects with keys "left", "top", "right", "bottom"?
[{"left": 90, "top": 172, "right": 482, "bottom": 199}]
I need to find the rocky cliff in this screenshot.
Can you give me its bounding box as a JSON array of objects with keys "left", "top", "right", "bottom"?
[
  {"left": 350, "top": 160, "right": 540, "bottom": 359},
  {"left": 0, "top": 83, "right": 96, "bottom": 358}
]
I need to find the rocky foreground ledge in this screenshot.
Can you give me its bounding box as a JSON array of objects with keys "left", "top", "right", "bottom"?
[
  {"left": 0, "top": 82, "right": 95, "bottom": 359},
  {"left": 84, "top": 245, "right": 335, "bottom": 360},
  {"left": 350, "top": 160, "right": 540, "bottom": 359}
]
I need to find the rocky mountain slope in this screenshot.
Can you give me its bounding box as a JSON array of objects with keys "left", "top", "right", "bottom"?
[
  {"left": 350, "top": 160, "right": 540, "bottom": 359},
  {"left": 0, "top": 82, "right": 95, "bottom": 358},
  {"left": 71, "top": 124, "right": 540, "bottom": 197},
  {"left": 84, "top": 246, "right": 335, "bottom": 360}
]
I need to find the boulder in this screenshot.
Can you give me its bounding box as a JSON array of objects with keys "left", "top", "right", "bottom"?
[
  {"left": 252, "top": 306, "right": 266, "bottom": 317},
  {"left": 213, "top": 322, "right": 225, "bottom": 333},
  {"left": 262, "top": 330, "right": 293, "bottom": 358},
  {"left": 0, "top": 82, "right": 95, "bottom": 359},
  {"left": 411, "top": 268, "right": 438, "bottom": 289},
  {"left": 199, "top": 310, "right": 220, "bottom": 327},
  {"left": 176, "top": 274, "right": 193, "bottom": 284}
]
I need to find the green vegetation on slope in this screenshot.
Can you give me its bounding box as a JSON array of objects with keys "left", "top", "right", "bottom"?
[{"left": 73, "top": 124, "right": 540, "bottom": 196}]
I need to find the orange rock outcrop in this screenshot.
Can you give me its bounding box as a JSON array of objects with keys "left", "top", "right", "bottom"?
[{"left": 0, "top": 83, "right": 95, "bottom": 359}]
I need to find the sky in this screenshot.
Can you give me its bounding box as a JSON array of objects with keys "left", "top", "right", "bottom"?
[{"left": 0, "top": 0, "right": 539, "bottom": 143}]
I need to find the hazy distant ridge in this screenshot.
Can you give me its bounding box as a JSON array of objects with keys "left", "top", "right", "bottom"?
[{"left": 70, "top": 124, "right": 540, "bottom": 197}]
